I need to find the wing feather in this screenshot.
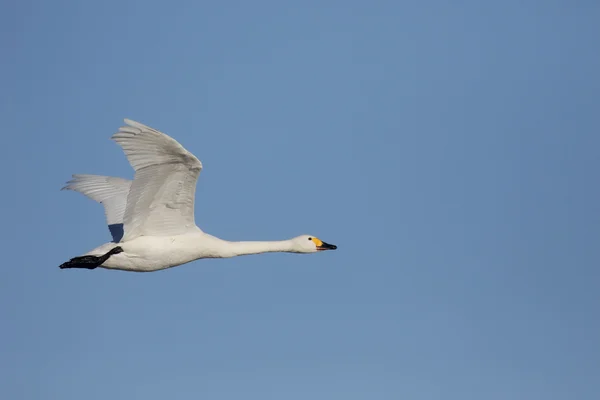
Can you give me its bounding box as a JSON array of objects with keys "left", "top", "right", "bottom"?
[
  {"left": 61, "top": 174, "right": 132, "bottom": 242},
  {"left": 111, "top": 119, "right": 203, "bottom": 241},
  {"left": 61, "top": 174, "right": 131, "bottom": 225}
]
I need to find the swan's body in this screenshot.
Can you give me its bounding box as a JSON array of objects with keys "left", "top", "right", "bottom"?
[
  {"left": 80, "top": 233, "right": 313, "bottom": 272},
  {"left": 60, "top": 119, "right": 336, "bottom": 272}
]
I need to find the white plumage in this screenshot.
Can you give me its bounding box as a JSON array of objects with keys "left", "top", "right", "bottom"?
[
  {"left": 62, "top": 174, "right": 131, "bottom": 226},
  {"left": 59, "top": 119, "right": 336, "bottom": 272},
  {"left": 112, "top": 119, "right": 202, "bottom": 241}
]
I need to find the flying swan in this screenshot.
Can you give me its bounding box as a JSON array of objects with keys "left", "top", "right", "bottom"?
[{"left": 59, "top": 119, "right": 336, "bottom": 272}]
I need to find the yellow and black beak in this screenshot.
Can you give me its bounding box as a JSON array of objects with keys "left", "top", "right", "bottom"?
[
  {"left": 318, "top": 242, "right": 337, "bottom": 251},
  {"left": 313, "top": 238, "right": 337, "bottom": 251}
]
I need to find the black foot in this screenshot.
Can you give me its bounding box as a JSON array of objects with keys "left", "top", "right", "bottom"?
[{"left": 59, "top": 246, "right": 123, "bottom": 270}]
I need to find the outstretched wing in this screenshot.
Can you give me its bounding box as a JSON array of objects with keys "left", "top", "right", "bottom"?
[
  {"left": 111, "top": 119, "right": 203, "bottom": 242},
  {"left": 62, "top": 174, "right": 132, "bottom": 242}
]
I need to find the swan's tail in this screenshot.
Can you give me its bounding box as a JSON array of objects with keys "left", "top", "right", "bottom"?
[{"left": 59, "top": 247, "right": 123, "bottom": 270}]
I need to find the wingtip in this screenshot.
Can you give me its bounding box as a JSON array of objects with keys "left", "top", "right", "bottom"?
[
  {"left": 61, "top": 174, "right": 83, "bottom": 191},
  {"left": 123, "top": 118, "right": 147, "bottom": 129},
  {"left": 112, "top": 118, "right": 144, "bottom": 140},
  {"left": 61, "top": 179, "right": 75, "bottom": 191}
]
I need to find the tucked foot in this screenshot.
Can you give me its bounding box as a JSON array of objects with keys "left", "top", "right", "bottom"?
[
  {"left": 106, "top": 246, "right": 124, "bottom": 257},
  {"left": 59, "top": 246, "right": 123, "bottom": 270}
]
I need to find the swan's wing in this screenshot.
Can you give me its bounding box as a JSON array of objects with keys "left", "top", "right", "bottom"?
[
  {"left": 62, "top": 174, "right": 132, "bottom": 242},
  {"left": 111, "top": 119, "right": 203, "bottom": 242}
]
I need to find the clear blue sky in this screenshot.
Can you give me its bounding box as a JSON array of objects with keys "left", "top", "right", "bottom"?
[{"left": 2, "top": 1, "right": 599, "bottom": 399}]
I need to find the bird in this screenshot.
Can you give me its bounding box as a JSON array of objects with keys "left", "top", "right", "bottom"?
[{"left": 58, "top": 119, "right": 337, "bottom": 272}]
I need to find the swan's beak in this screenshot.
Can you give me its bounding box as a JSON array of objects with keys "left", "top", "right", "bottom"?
[{"left": 317, "top": 241, "right": 337, "bottom": 251}]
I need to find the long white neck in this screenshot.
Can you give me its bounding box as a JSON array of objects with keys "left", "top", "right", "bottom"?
[{"left": 214, "top": 239, "right": 296, "bottom": 258}]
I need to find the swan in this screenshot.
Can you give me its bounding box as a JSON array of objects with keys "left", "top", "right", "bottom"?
[{"left": 59, "top": 119, "right": 337, "bottom": 272}]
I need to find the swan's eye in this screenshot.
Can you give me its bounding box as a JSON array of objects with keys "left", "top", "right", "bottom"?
[{"left": 308, "top": 237, "right": 312, "bottom": 241}]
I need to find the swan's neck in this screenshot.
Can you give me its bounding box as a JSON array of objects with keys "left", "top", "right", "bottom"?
[{"left": 218, "top": 239, "right": 295, "bottom": 257}]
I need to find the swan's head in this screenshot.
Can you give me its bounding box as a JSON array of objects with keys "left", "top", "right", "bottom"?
[{"left": 291, "top": 235, "right": 337, "bottom": 253}]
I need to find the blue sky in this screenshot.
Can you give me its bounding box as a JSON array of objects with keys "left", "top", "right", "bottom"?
[{"left": 2, "top": 1, "right": 600, "bottom": 399}]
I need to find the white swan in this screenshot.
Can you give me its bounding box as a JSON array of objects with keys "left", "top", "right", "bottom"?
[{"left": 59, "top": 119, "right": 336, "bottom": 272}]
